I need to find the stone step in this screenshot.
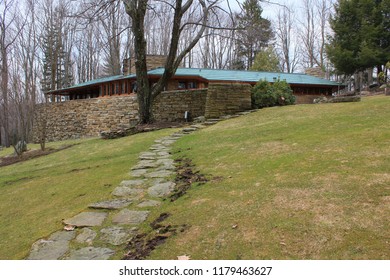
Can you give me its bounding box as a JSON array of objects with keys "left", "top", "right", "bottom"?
[
  {"left": 204, "top": 121, "right": 218, "bottom": 125},
  {"left": 63, "top": 212, "right": 108, "bottom": 227},
  {"left": 88, "top": 199, "right": 133, "bottom": 210},
  {"left": 112, "top": 186, "right": 144, "bottom": 197},
  {"left": 112, "top": 209, "right": 150, "bottom": 225}
]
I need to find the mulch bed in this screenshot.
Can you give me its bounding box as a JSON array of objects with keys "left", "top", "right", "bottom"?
[{"left": 0, "top": 145, "right": 75, "bottom": 168}]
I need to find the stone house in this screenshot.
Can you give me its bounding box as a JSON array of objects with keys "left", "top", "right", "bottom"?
[{"left": 34, "top": 57, "right": 343, "bottom": 142}]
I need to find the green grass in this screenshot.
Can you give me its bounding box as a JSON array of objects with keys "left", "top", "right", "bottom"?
[
  {"left": 0, "top": 129, "right": 175, "bottom": 260},
  {"left": 148, "top": 95, "right": 390, "bottom": 260},
  {"left": 1, "top": 96, "right": 389, "bottom": 260}
]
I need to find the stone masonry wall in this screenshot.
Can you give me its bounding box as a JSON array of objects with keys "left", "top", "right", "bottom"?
[
  {"left": 32, "top": 83, "right": 253, "bottom": 142},
  {"left": 205, "top": 83, "right": 252, "bottom": 118},
  {"left": 33, "top": 96, "right": 139, "bottom": 142},
  {"left": 153, "top": 89, "right": 207, "bottom": 122}
]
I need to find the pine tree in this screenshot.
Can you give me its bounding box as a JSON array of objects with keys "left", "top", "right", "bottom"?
[
  {"left": 40, "top": 5, "right": 73, "bottom": 98},
  {"left": 327, "top": 0, "right": 390, "bottom": 76},
  {"left": 251, "top": 46, "right": 280, "bottom": 72},
  {"left": 235, "top": 0, "right": 273, "bottom": 70}
]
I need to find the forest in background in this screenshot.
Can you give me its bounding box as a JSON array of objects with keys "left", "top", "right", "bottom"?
[{"left": 0, "top": 0, "right": 389, "bottom": 147}]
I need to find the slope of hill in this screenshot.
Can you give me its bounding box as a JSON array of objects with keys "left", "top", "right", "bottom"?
[
  {"left": 0, "top": 95, "right": 389, "bottom": 260},
  {"left": 150, "top": 95, "right": 390, "bottom": 259}
]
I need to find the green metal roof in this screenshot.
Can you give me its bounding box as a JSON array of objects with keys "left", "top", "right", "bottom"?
[
  {"left": 149, "top": 68, "right": 341, "bottom": 86},
  {"left": 47, "top": 74, "right": 136, "bottom": 94},
  {"left": 49, "top": 67, "right": 341, "bottom": 94}
]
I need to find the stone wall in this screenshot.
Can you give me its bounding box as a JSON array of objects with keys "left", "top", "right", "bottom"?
[
  {"left": 153, "top": 89, "right": 207, "bottom": 122},
  {"left": 33, "top": 96, "right": 139, "bottom": 142},
  {"left": 123, "top": 55, "right": 167, "bottom": 75},
  {"left": 32, "top": 83, "right": 253, "bottom": 142},
  {"left": 205, "top": 83, "right": 252, "bottom": 118}
]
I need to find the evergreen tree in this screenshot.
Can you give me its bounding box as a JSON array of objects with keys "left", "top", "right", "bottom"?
[
  {"left": 235, "top": 0, "right": 273, "bottom": 70},
  {"left": 327, "top": 0, "right": 390, "bottom": 76},
  {"left": 41, "top": 5, "right": 73, "bottom": 97},
  {"left": 250, "top": 46, "right": 280, "bottom": 72}
]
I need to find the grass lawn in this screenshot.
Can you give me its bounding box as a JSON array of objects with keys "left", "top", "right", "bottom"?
[
  {"left": 149, "top": 95, "right": 390, "bottom": 260},
  {"left": 1, "top": 95, "right": 389, "bottom": 260},
  {"left": 0, "top": 129, "right": 175, "bottom": 260}
]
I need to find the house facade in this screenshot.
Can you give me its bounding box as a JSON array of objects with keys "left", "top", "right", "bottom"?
[
  {"left": 47, "top": 66, "right": 343, "bottom": 105},
  {"left": 33, "top": 59, "right": 344, "bottom": 142}
]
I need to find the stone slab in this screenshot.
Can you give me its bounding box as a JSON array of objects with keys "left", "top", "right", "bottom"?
[
  {"left": 88, "top": 199, "right": 133, "bottom": 210},
  {"left": 27, "top": 231, "right": 76, "bottom": 260},
  {"left": 144, "top": 170, "right": 174, "bottom": 178},
  {"left": 112, "top": 209, "right": 150, "bottom": 225},
  {"left": 129, "top": 169, "right": 148, "bottom": 177},
  {"left": 75, "top": 228, "right": 97, "bottom": 244},
  {"left": 66, "top": 247, "right": 115, "bottom": 260},
  {"left": 63, "top": 212, "right": 107, "bottom": 227},
  {"left": 139, "top": 152, "right": 157, "bottom": 158},
  {"left": 183, "top": 127, "right": 197, "bottom": 132},
  {"left": 131, "top": 160, "right": 159, "bottom": 170},
  {"left": 148, "top": 182, "right": 176, "bottom": 198},
  {"left": 112, "top": 187, "right": 144, "bottom": 197},
  {"left": 100, "top": 226, "right": 136, "bottom": 246},
  {"left": 137, "top": 200, "right": 162, "bottom": 208},
  {"left": 120, "top": 179, "right": 146, "bottom": 187}
]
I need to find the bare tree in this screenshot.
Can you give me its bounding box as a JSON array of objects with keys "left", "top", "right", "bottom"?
[
  {"left": 0, "top": 0, "right": 25, "bottom": 147},
  {"left": 274, "top": 4, "right": 300, "bottom": 73},
  {"left": 298, "top": 0, "right": 332, "bottom": 70},
  {"left": 10, "top": 0, "right": 40, "bottom": 143},
  {"left": 122, "top": 0, "right": 221, "bottom": 123},
  {"left": 100, "top": 1, "right": 124, "bottom": 76}
]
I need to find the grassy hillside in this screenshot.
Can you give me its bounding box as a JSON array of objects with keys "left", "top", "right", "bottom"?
[
  {"left": 0, "top": 129, "right": 175, "bottom": 259},
  {"left": 1, "top": 95, "right": 389, "bottom": 260},
  {"left": 150, "top": 95, "right": 390, "bottom": 259}
]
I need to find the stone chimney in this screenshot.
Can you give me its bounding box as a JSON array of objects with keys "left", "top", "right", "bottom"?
[
  {"left": 305, "top": 67, "right": 326, "bottom": 79},
  {"left": 123, "top": 55, "right": 167, "bottom": 75}
]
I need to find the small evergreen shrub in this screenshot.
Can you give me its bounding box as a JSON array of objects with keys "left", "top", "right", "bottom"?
[{"left": 252, "top": 79, "right": 296, "bottom": 108}]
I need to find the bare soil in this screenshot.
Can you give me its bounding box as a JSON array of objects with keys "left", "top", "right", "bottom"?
[
  {"left": 0, "top": 145, "right": 75, "bottom": 168},
  {"left": 123, "top": 158, "right": 208, "bottom": 260}
]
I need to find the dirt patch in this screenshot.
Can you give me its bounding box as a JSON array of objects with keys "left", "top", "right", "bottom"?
[
  {"left": 0, "top": 145, "right": 76, "bottom": 168},
  {"left": 169, "top": 158, "right": 208, "bottom": 202},
  {"left": 123, "top": 213, "right": 189, "bottom": 260},
  {"left": 123, "top": 158, "right": 207, "bottom": 259}
]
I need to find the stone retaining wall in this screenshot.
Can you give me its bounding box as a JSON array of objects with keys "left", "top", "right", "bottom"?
[
  {"left": 205, "top": 83, "right": 252, "bottom": 118},
  {"left": 153, "top": 89, "right": 207, "bottom": 122},
  {"left": 33, "top": 96, "right": 139, "bottom": 142},
  {"left": 32, "top": 83, "right": 253, "bottom": 142}
]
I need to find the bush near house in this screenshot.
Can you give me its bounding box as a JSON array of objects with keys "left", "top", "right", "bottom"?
[{"left": 252, "top": 79, "right": 296, "bottom": 108}]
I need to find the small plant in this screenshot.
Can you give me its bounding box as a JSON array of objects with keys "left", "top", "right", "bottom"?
[
  {"left": 252, "top": 78, "right": 296, "bottom": 108},
  {"left": 11, "top": 133, "right": 27, "bottom": 156}
]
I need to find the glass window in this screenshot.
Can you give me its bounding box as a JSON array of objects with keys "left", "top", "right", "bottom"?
[
  {"left": 188, "top": 81, "right": 197, "bottom": 89},
  {"left": 178, "top": 81, "right": 186, "bottom": 89}
]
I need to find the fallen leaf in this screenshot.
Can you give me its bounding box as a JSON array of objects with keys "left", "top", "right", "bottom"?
[
  {"left": 232, "top": 224, "right": 238, "bottom": 229},
  {"left": 64, "top": 225, "right": 75, "bottom": 231}
]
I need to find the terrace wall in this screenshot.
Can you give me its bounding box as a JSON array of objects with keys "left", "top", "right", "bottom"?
[
  {"left": 205, "top": 83, "right": 252, "bottom": 118},
  {"left": 33, "top": 96, "right": 139, "bottom": 142},
  {"left": 32, "top": 83, "right": 252, "bottom": 142}
]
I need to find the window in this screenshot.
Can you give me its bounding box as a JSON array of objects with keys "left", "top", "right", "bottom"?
[
  {"left": 188, "top": 81, "right": 198, "bottom": 89},
  {"left": 178, "top": 81, "right": 186, "bottom": 89},
  {"left": 131, "top": 82, "right": 137, "bottom": 93}
]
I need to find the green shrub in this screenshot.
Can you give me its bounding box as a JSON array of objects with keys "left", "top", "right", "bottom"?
[{"left": 252, "top": 79, "right": 296, "bottom": 108}]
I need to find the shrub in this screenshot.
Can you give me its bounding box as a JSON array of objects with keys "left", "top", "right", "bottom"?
[{"left": 252, "top": 79, "right": 296, "bottom": 108}]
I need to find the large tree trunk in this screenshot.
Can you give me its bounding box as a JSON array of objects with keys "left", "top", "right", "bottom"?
[{"left": 123, "top": 0, "right": 210, "bottom": 124}]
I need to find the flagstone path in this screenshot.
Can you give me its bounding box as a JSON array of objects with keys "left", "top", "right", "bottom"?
[
  {"left": 26, "top": 125, "right": 203, "bottom": 260},
  {"left": 26, "top": 111, "right": 259, "bottom": 260}
]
